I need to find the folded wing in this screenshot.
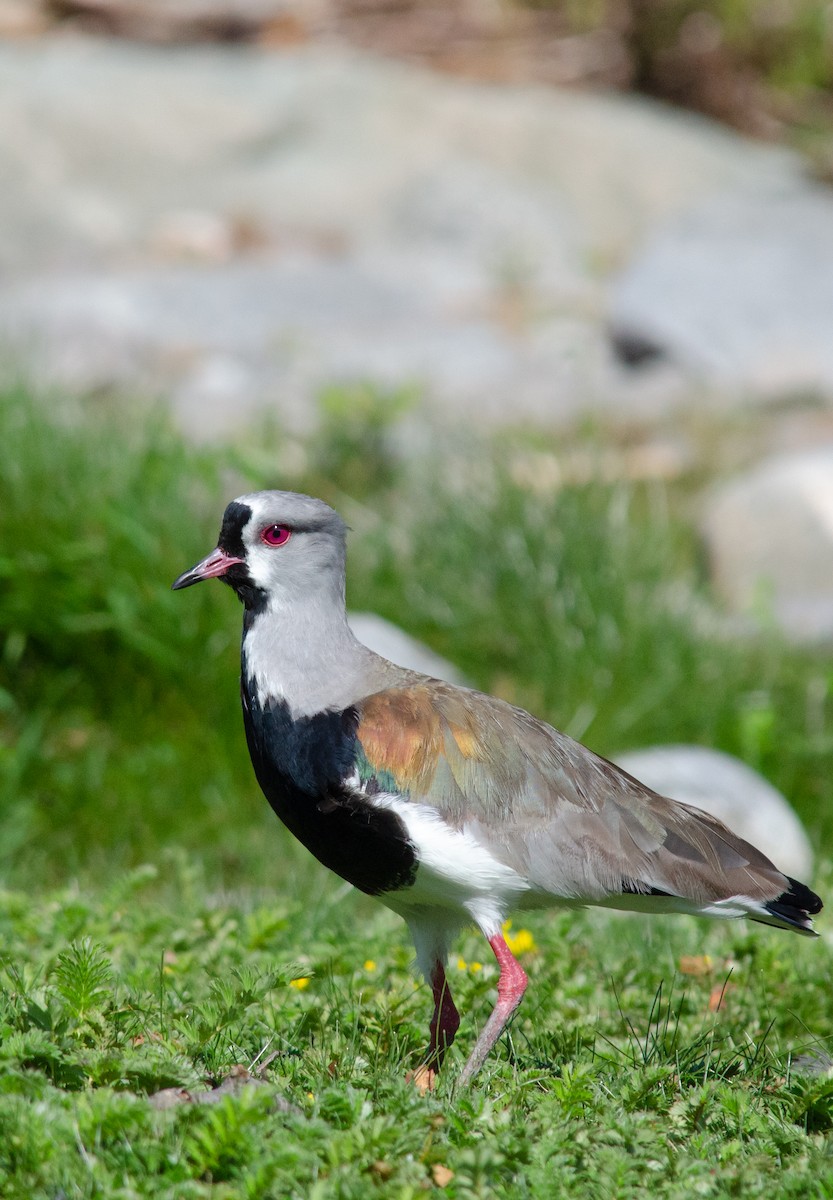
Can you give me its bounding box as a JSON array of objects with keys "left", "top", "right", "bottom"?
[{"left": 354, "top": 681, "right": 821, "bottom": 934}]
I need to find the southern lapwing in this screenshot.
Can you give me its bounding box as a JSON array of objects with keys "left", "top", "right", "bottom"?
[{"left": 173, "top": 490, "right": 823, "bottom": 1087}]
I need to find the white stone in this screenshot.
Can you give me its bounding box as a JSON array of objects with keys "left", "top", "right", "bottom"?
[
  {"left": 615, "top": 744, "right": 814, "bottom": 880},
  {"left": 701, "top": 448, "right": 833, "bottom": 641}
]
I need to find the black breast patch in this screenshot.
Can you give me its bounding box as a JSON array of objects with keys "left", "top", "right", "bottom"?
[{"left": 241, "top": 682, "right": 417, "bottom": 897}]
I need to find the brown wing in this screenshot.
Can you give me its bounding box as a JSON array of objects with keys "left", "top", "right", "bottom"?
[{"left": 354, "top": 681, "right": 812, "bottom": 919}]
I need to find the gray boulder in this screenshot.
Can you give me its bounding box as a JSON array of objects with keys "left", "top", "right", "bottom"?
[
  {"left": 616, "top": 744, "right": 814, "bottom": 880},
  {"left": 0, "top": 38, "right": 797, "bottom": 273},
  {"left": 0, "top": 37, "right": 822, "bottom": 436},
  {"left": 610, "top": 182, "right": 833, "bottom": 402},
  {"left": 701, "top": 448, "right": 833, "bottom": 641}
]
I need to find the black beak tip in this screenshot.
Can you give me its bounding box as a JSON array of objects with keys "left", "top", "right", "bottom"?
[{"left": 171, "top": 569, "right": 199, "bottom": 591}]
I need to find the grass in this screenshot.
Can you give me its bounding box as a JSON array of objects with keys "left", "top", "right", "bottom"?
[
  {"left": 1, "top": 386, "right": 833, "bottom": 1195},
  {"left": 2, "top": 868, "right": 833, "bottom": 1197}
]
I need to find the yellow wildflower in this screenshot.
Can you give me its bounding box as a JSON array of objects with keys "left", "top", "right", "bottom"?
[
  {"left": 456, "top": 957, "right": 484, "bottom": 973},
  {"left": 363, "top": 960, "right": 377, "bottom": 972},
  {"left": 289, "top": 977, "right": 310, "bottom": 990},
  {"left": 502, "top": 920, "right": 536, "bottom": 955}
]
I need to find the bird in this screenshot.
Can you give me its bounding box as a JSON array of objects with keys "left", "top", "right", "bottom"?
[{"left": 173, "top": 489, "right": 823, "bottom": 1088}]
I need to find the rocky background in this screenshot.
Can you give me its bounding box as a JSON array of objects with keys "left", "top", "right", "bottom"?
[{"left": 2, "top": 0, "right": 832, "bottom": 864}]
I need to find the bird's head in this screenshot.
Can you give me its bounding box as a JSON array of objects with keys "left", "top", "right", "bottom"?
[{"left": 172, "top": 490, "right": 348, "bottom": 612}]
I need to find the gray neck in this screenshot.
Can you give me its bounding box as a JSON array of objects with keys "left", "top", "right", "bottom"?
[{"left": 242, "top": 594, "right": 405, "bottom": 717}]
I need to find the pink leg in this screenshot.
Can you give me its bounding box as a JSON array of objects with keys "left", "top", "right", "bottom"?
[{"left": 459, "top": 933, "right": 528, "bottom": 1085}]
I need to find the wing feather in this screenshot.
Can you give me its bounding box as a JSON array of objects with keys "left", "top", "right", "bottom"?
[{"left": 354, "top": 682, "right": 811, "bottom": 920}]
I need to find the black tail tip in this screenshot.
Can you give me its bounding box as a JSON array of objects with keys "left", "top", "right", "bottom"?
[{"left": 764, "top": 875, "right": 823, "bottom": 936}]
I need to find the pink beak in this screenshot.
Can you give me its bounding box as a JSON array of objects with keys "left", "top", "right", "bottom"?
[{"left": 171, "top": 547, "right": 245, "bottom": 590}]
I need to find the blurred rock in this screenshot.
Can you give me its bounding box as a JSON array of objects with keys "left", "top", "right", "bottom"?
[
  {"left": 615, "top": 744, "right": 814, "bottom": 879},
  {"left": 0, "top": 254, "right": 695, "bottom": 438},
  {"left": 149, "top": 210, "right": 238, "bottom": 262},
  {"left": 348, "top": 612, "right": 466, "bottom": 685},
  {"left": 0, "top": 37, "right": 801, "bottom": 272},
  {"left": 0, "top": 38, "right": 827, "bottom": 437},
  {"left": 701, "top": 449, "right": 833, "bottom": 642},
  {"left": 610, "top": 183, "right": 833, "bottom": 402},
  {"left": 174, "top": 353, "right": 263, "bottom": 440}
]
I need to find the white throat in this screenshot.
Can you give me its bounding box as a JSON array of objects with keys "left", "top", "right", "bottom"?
[{"left": 242, "top": 594, "right": 403, "bottom": 717}]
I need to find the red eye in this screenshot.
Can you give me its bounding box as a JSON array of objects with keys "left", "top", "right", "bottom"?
[{"left": 260, "top": 524, "right": 291, "bottom": 547}]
